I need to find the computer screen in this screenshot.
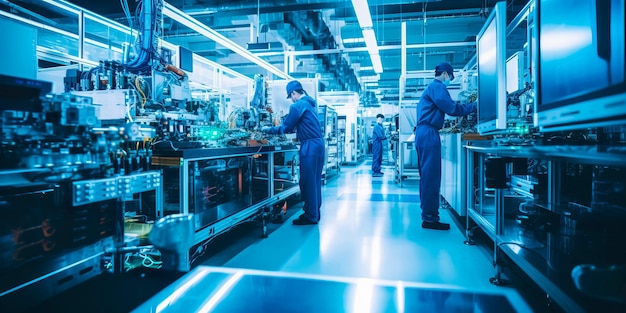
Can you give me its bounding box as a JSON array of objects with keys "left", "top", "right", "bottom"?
[
  {"left": 506, "top": 53, "right": 521, "bottom": 94},
  {"left": 179, "top": 46, "right": 194, "bottom": 73},
  {"left": 535, "top": 0, "right": 626, "bottom": 130},
  {"left": 0, "top": 74, "right": 52, "bottom": 112},
  {"left": 477, "top": 1, "right": 507, "bottom": 134}
]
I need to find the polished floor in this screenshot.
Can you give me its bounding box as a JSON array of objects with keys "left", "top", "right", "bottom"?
[
  {"left": 22, "top": 162, "right": 527, "bottom": 313},
  {"left": 131, "top": 162, "right": 534, "bottom": 313},
  {"left": 222, "top": 162, "right": 500, "bottom": 290}
]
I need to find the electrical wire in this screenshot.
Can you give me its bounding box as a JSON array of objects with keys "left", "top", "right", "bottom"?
[
  {"left": 498, "top": 241, "right": 553, "bottom": 270},
  {"left": 139, "top": 253, "right": 163, "bottom": 268},
  {"left": 135, "top": 76, "right": 147, "bottom": 108},
  {"left": 119, "top": 0, "right": 134, "bottom": 29}
]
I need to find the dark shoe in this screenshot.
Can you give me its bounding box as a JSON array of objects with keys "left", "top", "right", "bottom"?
[
  {"left": 422, "top": 221, "right": 450, "bottom": 230},
  {"left": 293, "top": 217, "right": 318, "bottom": 225}
]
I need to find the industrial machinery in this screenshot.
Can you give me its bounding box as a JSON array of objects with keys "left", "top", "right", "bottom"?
[
  {"left": 0, "top": 0, "right": 301, "bottom": 308},
  {"left": 50, "top": 0, "right": 301, "bottom": 274},
  {"left": 133, "top": 77, "right": 303, "bottom": 272},
  {"left": 320, "top": 92, "right": 363, "bottom": 165},
  {"left": 318, "top": 103, "right": 339, "bottom": 183},
  {"left": 149, "top": 143, "right": 299, "bottom": 272},
  {"left": 463, "top": 2, "right": 626, "bottom": 312},
  {"left": 0, "top": 74, "right": 162, "bottom": 311}
]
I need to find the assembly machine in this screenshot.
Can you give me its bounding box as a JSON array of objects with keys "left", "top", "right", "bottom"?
[
  {"left": 320, "top": 91, "right": 363, "bottom": 165},
  {"left": 318, "top": 103, "right": 339, "bottom": 184},
  {"left": 452, "top": 1, "right": 626, "bottom": 312},
  {"left": 0, "top": 73, "right": 163, "bottom": 312},
  {"left": 0, "top": 0, "right": 302, "bottom": 310}
]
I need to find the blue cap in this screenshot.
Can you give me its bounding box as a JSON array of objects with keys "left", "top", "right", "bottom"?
[
  {"left": 435, "top": 62, "right": 454, "bottom": 80},
  {"left": 286, "top": 80, "right": 304, "bottom": 98}
]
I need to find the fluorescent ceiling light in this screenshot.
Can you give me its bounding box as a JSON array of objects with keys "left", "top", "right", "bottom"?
[
  {"left": 362, "top": 29, "right": 379, "bottom": 54},
  {"left": 370, "top": 53, "right": 383, "bottom": 74},
  {"left": 42, "top": 0, "right": 80, "bottom": 14},
  {"left": 353, "top": 11, "right": 383, "bottom": 74},
  {"left": 163, "top": 2, "right": 291, "bottom": 80},
  {"left": 366, "top": 45, "right": 379, "bottom": 57},
  {"left": 186, "top": 9, "right": 218, "bottom": 16},
  {"left": 360, "top": 75, "right": 380, "bottom": 82},
  {"left": 351, "top": 0, "right": 373, "bottom": 28},
  {"left": 343, "top": 37, "right": 365, "bottom": 44}
]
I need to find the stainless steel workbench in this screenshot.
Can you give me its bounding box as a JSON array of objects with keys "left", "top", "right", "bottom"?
[
  {"left": 464, "top": 142, "right": 626, "bottom": 313},
  {"left": 150, "top": 144, "right": 300, "bottom": 271}
]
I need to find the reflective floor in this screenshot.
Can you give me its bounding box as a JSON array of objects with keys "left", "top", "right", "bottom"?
[
  {"left": 224, "top": 163, "right": 498, "bottom": 289},
  {"left": 133, "top": 267, "right": 531, "bottom": 313},
  {"left": 135, "top": 162, "right": 531, "bottom": 312}
]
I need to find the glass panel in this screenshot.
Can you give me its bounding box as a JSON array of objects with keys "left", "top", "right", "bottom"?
[
  {"left": 274, "top": 151, "right": 299, "bottom": 195},
  {"left": 189, "top": 156, "right": 263, "bottom": 230},
  {"left": 84, "top": 14, "right": 135, "bottom": 63},
  {"left": 0, "top": 1, "right": 79, "bottom": 34},
  {"left": 37, "top": 27, "right": 79, "bottom": 56}
]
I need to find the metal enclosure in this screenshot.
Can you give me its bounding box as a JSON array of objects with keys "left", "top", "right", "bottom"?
[
  {"left": 440, "top": 133, "right": 467, "bottom": 216},
  {"left": 318, "top": 104, "right": 339, "bottom": 183},
  {"left": 151, "top": 145, "right": 299, "bottom": 271}
]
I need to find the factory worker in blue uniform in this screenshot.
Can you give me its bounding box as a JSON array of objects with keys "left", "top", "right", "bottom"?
[
  {"left": 371, "top": 113, "right": 386, "bottom": 177},
  {"left": 416, "top": 62, "right": 476, "bottom": 230},
  {"left": 262, "top": 81, "right": 325, "bottom": 225}
]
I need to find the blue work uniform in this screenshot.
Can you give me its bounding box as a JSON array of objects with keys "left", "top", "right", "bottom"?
[
  {"left": 415, "top": 80, "right": 475, "bottom": 223},
  {"left": 372, "top": 122, "right": 386, "bottom": 174},
  {"left": 265, "top": 95, "right": 325, "bottom": 222}
]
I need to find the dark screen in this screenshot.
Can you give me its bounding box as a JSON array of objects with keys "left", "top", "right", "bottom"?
[
  {"left": 537, "top": 0, "right": 625, "bottom": 111},
  {"left": 478, "top": 18, "right": 498, "bottom": 123},
  {"left": 179, "top": 46, "right": 194, "bottom": 72},
  {"left": 0, "top": 74, "right": 51, "bottom": 112}
]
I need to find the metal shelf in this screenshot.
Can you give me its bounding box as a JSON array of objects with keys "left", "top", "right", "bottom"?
[{"left": 466, "top": 144, "right": 626, "bottom": 313}]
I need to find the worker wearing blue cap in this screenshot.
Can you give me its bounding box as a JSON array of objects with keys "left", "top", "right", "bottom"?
[
  {"left": 261, "top": 80, "right": 325, "bottom": 225},
  {"left": 371, "top": 114, "right": 386, "bottom": 177},
  {"left": 415, "top": 62, "right": 476, "bottom": 230}
]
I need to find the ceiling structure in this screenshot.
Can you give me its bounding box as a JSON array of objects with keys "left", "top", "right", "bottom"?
[{"left": 44, "top": 0, "right": 530, "bottom": 102}]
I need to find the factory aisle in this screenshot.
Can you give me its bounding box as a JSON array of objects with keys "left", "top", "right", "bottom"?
[{"left": 223, "top": 162, "right": 499, "bottom": 290}]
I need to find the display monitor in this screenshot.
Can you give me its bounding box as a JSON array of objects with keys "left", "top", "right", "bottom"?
[
  {"left": 179, "top": 46, "right": 194, "bottom": 72},
  {"left": 535, "top": 0, "right": 626, "bottom": 131},
  {"left": 477, "top": 1, "right": 507, "bottom": 134},
  {"left": 0, "top": 74, "right": 51, "bottom": 112},
  {"left": 506, "top": 52, "right": 524, "bottom": 94}
]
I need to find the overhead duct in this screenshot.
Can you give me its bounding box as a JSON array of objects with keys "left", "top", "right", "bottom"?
[{"left": 284, "top": 10, "right": 359, "bottom": 92}]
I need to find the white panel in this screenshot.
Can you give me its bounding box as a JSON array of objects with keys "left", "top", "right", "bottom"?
[{"left": 0, "top": 17, "right": 37, "bottom": 79}]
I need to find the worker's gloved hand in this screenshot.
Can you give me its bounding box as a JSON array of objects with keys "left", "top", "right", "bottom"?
[
  {"left": 260, "top": 126, "right": 272, "bottom": 133},
  {"left": 468, "top": 93, "right": 477, "bottom": 103}
]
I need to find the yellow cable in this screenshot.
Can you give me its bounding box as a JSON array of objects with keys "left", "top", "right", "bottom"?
[{"left": 135, "top": 77, "right": 147, "bottom": 109}]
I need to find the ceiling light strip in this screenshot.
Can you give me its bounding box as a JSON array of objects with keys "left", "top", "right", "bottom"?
[
  {"left": 163, "top": 2, "right": 291, "bottom": 80},
  {"left": 351, "top": 0, "right": 382, "bottom": 74},
  {"left": 370, "top": 54, "right": 383, "bottom": 74},
  {"left": 351, "top": 0, "right": 374, "bottom": 28}
]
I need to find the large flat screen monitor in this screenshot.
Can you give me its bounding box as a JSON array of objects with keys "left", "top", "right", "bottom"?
[
  {"left": 535, "top": 0, "right": 626, "bottom": 131},
  {"left": 477, "top": 1, "right": 507, "bottom": 134}
]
